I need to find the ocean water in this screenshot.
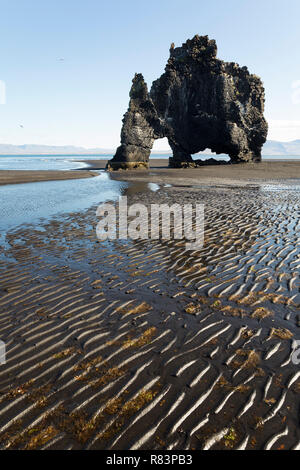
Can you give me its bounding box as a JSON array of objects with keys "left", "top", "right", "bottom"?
[
  {"left": 0, "top": 153, "right": 299, "bottom": 171},
  {"left": 0, "top": 155, "right": 118, "bottom": 234},
  {"left": 0, "top": 154, "right": 170, "bottom": 171},
  {"left": 0, "top": 172, "right": 128, "bottom": 235},
  {"left": 0, "top": 154, "right": 106, "bottom": 171}
]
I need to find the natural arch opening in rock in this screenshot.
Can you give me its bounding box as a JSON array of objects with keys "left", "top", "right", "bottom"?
[
  {"left": 191, "top": 150, "right": 230, "bottom": 166},
  {"left": 148, "top": 138, "right": 171, "bottom": 168},
  {"left": 151, "top": 137, "right": 170, "bottom": 156}
]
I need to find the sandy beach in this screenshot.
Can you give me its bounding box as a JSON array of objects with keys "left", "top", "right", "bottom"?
[
  {"left": 80, "top": 159, "right": 300, "bottom": 187},
  {"left": 0, "top": 163, "right": 300, "bottom": 450},
  {"left": 0, "top": 170, "right": 98, "bottom": 186}
]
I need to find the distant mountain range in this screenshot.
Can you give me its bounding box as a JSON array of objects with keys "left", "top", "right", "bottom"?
[
  {"left": 0, "top": 144, "right": 113, "bottom": 155},
  {"left": 261, "top": 140, "right": 300, "bottom": 156},
  {"left": 0, "top": 140, "right": 300, "bottom": 156}
]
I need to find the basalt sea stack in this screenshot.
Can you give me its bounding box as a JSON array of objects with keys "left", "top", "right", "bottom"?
[{"left": 107, "top": 35, "right": 268, "bottom": 170}]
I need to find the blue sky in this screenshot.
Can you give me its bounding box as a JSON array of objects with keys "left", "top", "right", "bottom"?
[{"left": 0, "top": 0, "right": 300, "bottom": 150}]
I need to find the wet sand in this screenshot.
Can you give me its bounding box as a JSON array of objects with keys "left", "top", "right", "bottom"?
[
  {"left": 0, "top": 170, "right": 300, "bottom": 450},
  {"left": 80, "top": 159, "right": 300, "bottom": 187},
  {"left": 0, "top": 170, "right": 98, "bottom": 186}
]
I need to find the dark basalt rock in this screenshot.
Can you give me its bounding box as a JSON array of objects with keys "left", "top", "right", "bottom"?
[{"left": 107, "top": 35, "right": 268, "bottom": 170}]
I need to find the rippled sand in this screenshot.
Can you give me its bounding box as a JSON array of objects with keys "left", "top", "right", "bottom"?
[{"left": 0, "top": 182, "right": 300, "bottom": 450}]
